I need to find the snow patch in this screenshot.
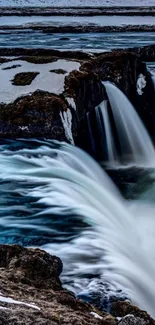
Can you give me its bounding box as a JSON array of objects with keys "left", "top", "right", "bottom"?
[
  {"left": 60, "top": 108, "right": 74, "bottom": 145},
  {"left": 0, "top": 0, "right": 154, "bottom": 7},
  {"left": 66, "top": 97, "right": 76, "bottom": 111},
  {"left": 137, "top": 73, "right": 146, "bottom": 95},
  {"left": 118, "top": 314, "right": 143, "bottom": 324},
  {"left": 0, "top": 15, "right": 155, "bottom": 28},
  {"left": 90, "top": 312, "right": 103, "bottom": 320},
  {"left": 0, "top": 59, "right": 80, "bottom": 104},
  {"left": 19, "top": 126, "right": 29, "bottom": 131},
  {"left": 0, "top": 295, "right": 40, "bottom": 310}
]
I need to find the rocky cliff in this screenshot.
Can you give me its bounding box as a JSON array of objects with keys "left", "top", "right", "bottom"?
[{"left": 0, "top": 47, "right": 154, "bottom": 150}]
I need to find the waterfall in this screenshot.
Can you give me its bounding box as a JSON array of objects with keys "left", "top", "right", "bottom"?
[
  {"left": 146, "top": 63, "right": 155, "bottom": 89},
  {"left": 151, "top": 75, "right": 155, "bottom": 89},
  {"left": 95, "top": 82, "right": 155, "bottom": 167},
  {"left": 95, "top": 100, "right": 117, "bottom": 164},
  {"left": 1, "top": 139, "right": 155, "bottom": 317}
]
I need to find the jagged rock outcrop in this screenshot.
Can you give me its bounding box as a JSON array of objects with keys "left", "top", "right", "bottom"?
[
  {"left": 111, "top": 301, "right": 155, "bottom": 325},
  {"left": 0, "top": 245, "right": 154, "bottom": 325},
  {"left": 0, "top": 244, "right": 114, "bottom": 325}
]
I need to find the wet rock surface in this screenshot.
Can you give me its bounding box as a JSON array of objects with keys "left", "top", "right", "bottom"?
[{"left": 0, "top": 245, "right": 154, "bottom": 325}]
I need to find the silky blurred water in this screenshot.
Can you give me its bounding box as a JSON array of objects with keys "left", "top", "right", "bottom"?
[
  {"left": 0, "top": 31, "right": 155, "bottom": 50},
  {"left": 0, "top": 139, "right": 155, "bottom": 312}
]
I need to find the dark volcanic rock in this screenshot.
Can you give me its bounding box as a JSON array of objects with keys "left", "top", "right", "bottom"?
[
  {"left": 118, "top": 315, "right": 150, "bottom": 325},
  {"left": 50, "top": 68, "right": 67, "bottom": 74},
  {"left": 111, "top": 301, "right": 155, "bottom": 325},
  {"left": 0, "top": 91, "right": 67, "bottom": 139},
  {"left": 0, "top": 48, "right": 91, "bottom": 60},
  {"left": 131, "top": 44, "right": 155, "bottom": 62},
  {"left": 1, "top": 6, "right": 155, "bottom": 17},
  {"left": 2, "top": 64, "right": 21, "bottom": 70},
  {"left": 0, "top": 57, "right": 11, "bottom": 64},
  {"left": 0, "top": 244, "right": 62, "bottom": 289},
  {"left": 12, "top": 72, "right": 40, "bottom": 86},
  {"left": 81, "top": 51, "right": 155, "bottom": 138},
  {"left": 2, "top": 25, "right": 155, "bottom": 33},
  {"left": 0, "top": 245, "right": 154, "bottom": 325},
  {"left": 21, "top": 55, "right": 58, "bottom": 64},
  {"left": 65, "top": 69, "right": 105, "bottom": 120},
  {"left": 0, "top": 48, "right": 155, "bottom": 144},
  {"left": 65, "top": 68, "right": 106, "bottom": 150},
  {"left": 0, "top": 244, "right": 116, "bottom": 325}
]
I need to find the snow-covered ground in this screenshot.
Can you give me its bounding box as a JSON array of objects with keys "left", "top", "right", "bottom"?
[
  {"left": 0, "top": 0, "right": 154, "bottom": 7},
  {"left": 1, "top": 15, "right": 155, "bottom": 27},
  {"left": 0, "top": 59, "right": 80, "bottom": 103}
]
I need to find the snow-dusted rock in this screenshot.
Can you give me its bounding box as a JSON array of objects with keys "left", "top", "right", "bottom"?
[{"left": 136, "top": 73, "right": 146, "bottom": 95}]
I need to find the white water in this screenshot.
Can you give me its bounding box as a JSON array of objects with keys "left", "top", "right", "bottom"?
[
  {"left": 95, "top": 100, "right": 117, "bottom": 164},
  {"left": 0, "top": 141, "right": 155, "bottom": 317},
  {"left": 151, "top": 74, "right": 155, "bottom": 89},
  {"left": 101, "top": 82, "right": 155, "bottom": 166}
]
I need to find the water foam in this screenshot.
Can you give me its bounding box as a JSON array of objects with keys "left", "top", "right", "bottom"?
[{"left": 0, "top": 140, "right": 155, "bottom": 316}]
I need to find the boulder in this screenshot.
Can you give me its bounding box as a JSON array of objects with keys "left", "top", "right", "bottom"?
[{"left": 0, "top": 244, "right": 115, "bottom": 325}]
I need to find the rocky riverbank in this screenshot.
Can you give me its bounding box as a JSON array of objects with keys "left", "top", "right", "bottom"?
[{"left": 0, "top": 244, "right": 154, "bottom": 325}]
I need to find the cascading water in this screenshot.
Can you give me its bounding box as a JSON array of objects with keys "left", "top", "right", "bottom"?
[
  {"left": 95, "top": 100, "right": 117, "bottom": 164},
  {"left": 0, "top": 139, "right": 155, "bottom": 317},
  {"left": 95, "top": 82, "right": 155, "bottom": 166},
  {"left": 146, "top": 62, "right": 155, "bottom": 89},
  {"left": 151, "top": 75, "right": 155, "bottom": 89}
]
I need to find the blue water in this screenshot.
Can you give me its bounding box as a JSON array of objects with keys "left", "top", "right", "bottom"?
[
  {"left": 0, "top": 30, "right": 155, "bottom": 50},
  {"left": 0, "top": 139, "right": 88, "bottom": 246},
  {"left": 0, "top": 25, "right": 155, "bottom": 310},
  {"left": 0, "top": 138, "right": 154, "bottom": 311}
]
